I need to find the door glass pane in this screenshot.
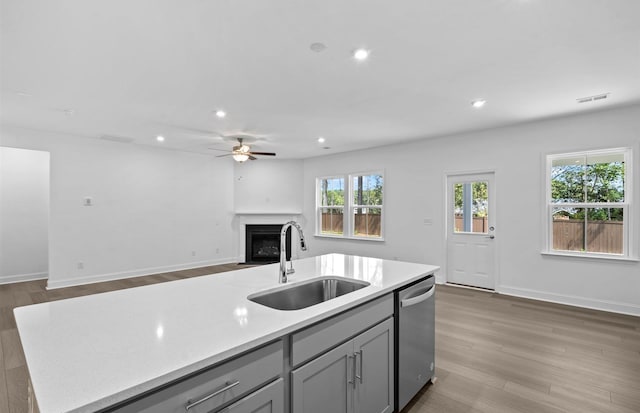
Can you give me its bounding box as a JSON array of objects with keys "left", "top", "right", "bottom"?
[
  {"left": 453, "top": 181, "right": 488, "bottom": 234},
  {"left": 353, "top": 207, "right": 381, "bottom": 237},
  {"left": 320, "top": 207, "right": 344, "bottom": 235}
]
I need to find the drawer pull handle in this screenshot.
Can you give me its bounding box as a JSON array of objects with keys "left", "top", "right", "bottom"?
[
  {"left": 400, "top": 286, "right": 434, "bottom": 308},
  {"left": 185, "top": 380, "right": 240, "bottom": 411}
]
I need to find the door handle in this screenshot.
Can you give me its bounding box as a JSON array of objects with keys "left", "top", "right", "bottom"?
[
  {"left": 400, "top": 286, "right": 434, "bottom": 307},
  {"left": 486, "top": 235, "right": 495, "bottom": 239}
]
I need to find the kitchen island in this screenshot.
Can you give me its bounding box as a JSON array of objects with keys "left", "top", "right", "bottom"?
[{"left": 14, "top": 254, "right": 439, "bottom": 413}]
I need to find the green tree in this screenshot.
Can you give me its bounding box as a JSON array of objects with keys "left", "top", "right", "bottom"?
[{"left": 551, "top": 161, "right": 624, "bottom": 221}]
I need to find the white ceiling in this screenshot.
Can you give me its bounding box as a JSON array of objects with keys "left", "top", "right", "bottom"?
[{"left": 1, "top": 0, "right": 639, "bottom": 159}]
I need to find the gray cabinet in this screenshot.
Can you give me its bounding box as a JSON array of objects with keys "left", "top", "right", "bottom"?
[
  {"left": 353, "top": 319, "right": 394, "bottom": 413},
  {"left": 110, "top": 341, "right": 283, "bottom": 413},
  {"left": 291, "top": 318, "right": 394, "bottom": 413},
  {"left": 220, "top": 378, "right": 284, "bottom": 413}
]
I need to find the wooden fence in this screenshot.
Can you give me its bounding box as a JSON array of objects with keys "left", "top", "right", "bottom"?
[
  {"left": 324, "top": 214, "right": 622, "bottom": 253},
  {"left": 321, "top": 213, "right": 381, "bottom": 236},
  {"left": 454, "top": 216, "right": 488, "bottom": 233},
  {"left": 553, "top": 219, "right": 623, "bottom": 254}
]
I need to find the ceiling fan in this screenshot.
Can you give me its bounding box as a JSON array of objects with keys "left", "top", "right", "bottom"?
[{"left": 211, "top": 137, "right": 276, "bottom": 162}]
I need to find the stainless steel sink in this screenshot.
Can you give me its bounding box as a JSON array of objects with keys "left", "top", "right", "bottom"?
[{"left": 248, "top": 276, "right": 370, "bottom": 310}]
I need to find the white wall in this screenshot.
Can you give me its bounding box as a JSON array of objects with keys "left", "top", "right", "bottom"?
[
  {"left": 0, "top": 126, "right": 236, "bottom": 288},
  {"left": 234, "top": 159, "right": 304, "bottom": 213},
  {"left": 0, "top": 147, "right": 49, "bottom": 283},
  {"left": 301, "top": 104, "right": 640, "bottom": 316}
]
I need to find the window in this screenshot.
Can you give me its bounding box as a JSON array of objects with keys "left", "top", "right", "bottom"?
[
  {"left": 546, "top": 147, "right": 633, "bottom": 258},
  {"left": 317, "top": 172, "right": 384, "bottom": 239},
  {"left": 317, "top": 176, "right": 345, "bottom": 236}
]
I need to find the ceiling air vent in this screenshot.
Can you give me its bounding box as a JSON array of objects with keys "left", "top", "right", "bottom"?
[
  {"left": 100, "top": 134, "right": 135, "bottom": 143},
  {"left": 577, "top": 93, "right": 610, "bottom": 104}
]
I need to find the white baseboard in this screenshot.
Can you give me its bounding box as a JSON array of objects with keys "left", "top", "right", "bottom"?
[
  {"left": 496, "top": 285, "right": 640, "bottom": 317},
  {"left": 46, "top": 257, "right": 238, "bottom": 290},
  {"left": 0, "top": 271, "right": 48, "bottom": 285}
]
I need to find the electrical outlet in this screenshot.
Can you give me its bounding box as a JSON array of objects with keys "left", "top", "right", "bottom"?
[
  {"left": 215, "top": 248, "right": 220, "bottom": 254},
  {"left": 77, "top": 262, "right": 84, "bottom": 270},
  {"left": 191, "top": 251, "right": 196, "bottom": 257},
  {"left": 83, "top": 197, "right": 93, "bottom": 206}
]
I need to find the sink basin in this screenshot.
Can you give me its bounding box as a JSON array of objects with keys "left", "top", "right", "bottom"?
[{"left": 248, "top": 276, "right": 370, "bottom": 310}]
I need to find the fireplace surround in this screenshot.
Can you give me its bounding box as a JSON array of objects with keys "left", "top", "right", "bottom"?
[{"left": 245, "top": 224, "right": 291, "bottom": 264}]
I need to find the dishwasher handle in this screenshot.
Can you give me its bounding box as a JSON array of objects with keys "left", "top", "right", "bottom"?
[{"left": 400, "top": 286, "right": 434, "bottom": 308}]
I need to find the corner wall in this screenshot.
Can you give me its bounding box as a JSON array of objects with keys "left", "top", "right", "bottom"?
[
  {"left": 1, "top": 126, "right": 236, "bottom": 288},
  {"left": 0, "top": 147, "right": 49, "bottom": 283},
  {"left": 301, "top": 105, "right": 640, "bottom": 315}
]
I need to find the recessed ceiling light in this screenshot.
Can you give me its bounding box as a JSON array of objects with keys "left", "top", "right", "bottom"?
[
  {"left": 310, "top": 42, "right": 327, "bottom": 53},
  {"left": 215, "top": 110, "right": 226, "bottom": 118},
  {"left": 156, "top": 135, "right": 165, "bottom": 142},
  {"left": 471, "top": 99, "right": 486, "bottom": 108},
  {"left": 353, "top": 48, "right": 370, "bottom": 61},
  {"left": 317, "top": 137, "right": 326, "bottom": 143}
]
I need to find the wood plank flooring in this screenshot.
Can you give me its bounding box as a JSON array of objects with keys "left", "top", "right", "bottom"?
[
  {"left": 402, "top": 285, "right": 640, "bottom": 413},
  {"left": 1, "top": 267, "right": 639, "bottom": 413}
]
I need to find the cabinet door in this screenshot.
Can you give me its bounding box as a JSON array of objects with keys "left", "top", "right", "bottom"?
[
  {"left": 220, "top": 378, "right": 284, "bottom": 413},
  {"left": 291, "top": 341, "right": 353, "bottom": 413},
  {"left": 353, "top": 318, "right": 394, "bottom": 413}
]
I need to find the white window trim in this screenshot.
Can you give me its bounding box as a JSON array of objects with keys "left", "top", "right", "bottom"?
[
  {"left": 315, "top": 171, "right": 385, "bottom": 241},
  {"left": 543, "top": 147, "right": 636, "bottom": 261}
]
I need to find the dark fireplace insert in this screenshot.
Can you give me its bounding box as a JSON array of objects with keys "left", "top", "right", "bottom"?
[{"left": 245, "top": 224, "right": 291, "bottom": 264}]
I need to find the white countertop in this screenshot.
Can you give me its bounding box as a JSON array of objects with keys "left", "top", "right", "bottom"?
[{"left": 14, "top": 254, "right": 439, "bottom": 413}]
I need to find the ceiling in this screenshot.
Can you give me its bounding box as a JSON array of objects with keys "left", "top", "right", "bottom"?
[{"left": 1, "top": 0, "right": 639, "bottom": 159}]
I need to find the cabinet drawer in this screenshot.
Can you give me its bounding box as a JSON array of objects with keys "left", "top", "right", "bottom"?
[
  {"left": 291, "top": 294, "right": 393, "bottom": 367},
  {"left": 220, "top": 378, "right": 284, "bottom": 413},
  {"left": 111, "top": 340, "right": 283, "bottom": 413}
]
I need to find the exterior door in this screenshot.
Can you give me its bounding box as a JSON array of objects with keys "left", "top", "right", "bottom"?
[{"left": 446, "top": 172, "right": 496, "bottom": 289}]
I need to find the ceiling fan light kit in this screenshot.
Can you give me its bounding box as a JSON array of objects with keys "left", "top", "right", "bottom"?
[{"left": 212, "top": 137, "right": 276, "bottom": 162}]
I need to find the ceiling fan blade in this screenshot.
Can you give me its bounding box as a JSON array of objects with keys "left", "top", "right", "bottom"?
[
  {"left": 248, "top": 151, "right": 276, "bottom": 156},
  {"left": 248, "top": 155, "right": 257, "bottom": 161},
  {"left": 216, "top": 153, "right": 233, "bottom": 158}
]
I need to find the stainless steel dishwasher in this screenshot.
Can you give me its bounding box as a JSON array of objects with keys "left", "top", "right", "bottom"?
[{"left": 395, "top": 275, "right": 435, "bottom": 411}]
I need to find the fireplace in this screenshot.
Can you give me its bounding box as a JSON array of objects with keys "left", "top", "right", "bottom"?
[{"left": 245, "top": 224, "right": 291, "bottom": 264}]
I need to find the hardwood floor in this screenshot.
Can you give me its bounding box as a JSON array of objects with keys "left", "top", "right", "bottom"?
[
  {"left": 1, "top": 268, "right": 639, "bottom": 412},
  {"left": 403, "top": 285, "right": 640, "bottom": 413}
]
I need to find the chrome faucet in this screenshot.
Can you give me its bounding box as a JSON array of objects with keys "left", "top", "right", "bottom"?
[{"left": 279, "top": 221, "right": 307, "bottom": 283}]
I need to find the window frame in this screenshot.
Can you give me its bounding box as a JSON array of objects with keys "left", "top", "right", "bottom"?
[
  {"left": 543, "top": 147, "right": 635, "bottom": 260},
  {"left": 315, "top": 170, "right": 385, "bottom": 241},
  {"left": 316, "top": 175, "right": 346, "bottom": 238}
]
